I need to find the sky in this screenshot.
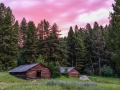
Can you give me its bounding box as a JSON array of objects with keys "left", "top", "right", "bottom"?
[{"left": 2, "top": 0, "right": 114, "bottom": 36}]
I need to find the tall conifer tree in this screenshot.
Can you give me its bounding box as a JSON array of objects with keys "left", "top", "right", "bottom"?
[
  {"left": 23, "top": 21, "right": 37, "bottom": 64},
  {"left": 110, "top": 0, "right": 120, "bottom": 76},
  {"left": 0, "top": 3, "right": 19, "bottom": 70},
  {"left": 48, "top": 23, "right": 66, "bottom": 65},
  {"left": 18, "top": 18, "right": 27, "bottom": 65},
  {"left": 37, "top": 19, "right": 51, "bottom": 61},
  {"left": 19, "top": 18, "right": 27, "bottom": 47},
  {"left": 84, "top": 23, "right": 95, "bottom": 73},
  {"left": 67, "top": 26, "right": 75, "bottom": 66},
  {"left": 92, "top": 22, "right": 106, "bottom": 75},
  {"left": 74, "top": 25, "right": 86, "bottom": 71}
]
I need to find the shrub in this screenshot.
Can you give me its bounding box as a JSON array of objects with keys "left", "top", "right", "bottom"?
[
  {"left": 83, "top": 68, "right": 94, "bottom": 76},
  {"left": 64, "top": 67, "right": 68, "bottom": 77},
  {"left": 49, "top": 61, "right": 61, "bottom": 78},
  {"left": 101, "top": 65, "right": 113, "bottom": 77},
  {"left": 52, "top": 65, "right": 61, "bottom": 78}
]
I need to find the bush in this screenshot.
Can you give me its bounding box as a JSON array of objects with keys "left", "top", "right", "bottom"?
[
  {"left": 101, "top": 65, "right": 113, "bottom": 77},
  {"left": 64, "top": 67, "right": 68, "bottom": 77},
  {"left": 52, "top": 65, "right": 61, "bottom": 78},
  {"left": 49, "top": 61, "right": 61, "bottom": 78},
  {"left": 83, "top": 68, "right": 94, "bottom": 76}
]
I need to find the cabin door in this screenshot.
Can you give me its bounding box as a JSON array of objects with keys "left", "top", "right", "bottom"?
[{"left": 36, "top": 70, "right": 41, "bottom": 78}]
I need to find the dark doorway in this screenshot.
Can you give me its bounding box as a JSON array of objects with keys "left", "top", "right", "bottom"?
[{"left": 36, "top": 70, "right": 41, "bottom": 78}]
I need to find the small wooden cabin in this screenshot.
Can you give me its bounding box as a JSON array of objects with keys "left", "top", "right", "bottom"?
[
  {"left": 9, "top": 63, "right": 51, "bottom": 79},
  {"left": 60, "top": 67, "right": 80, "bottom": 77}
]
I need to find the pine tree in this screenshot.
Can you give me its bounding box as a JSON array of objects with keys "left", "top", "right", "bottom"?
[
  {"left": 74, "top": 25, "right": 86, "bottom": 71},
  {"left": 84, "top": 23, "right": 95, "bottom": 74},
  {"left": 59, "top": 37, "right": 68, "bottom": 66},
  {"left": 110, "top": 0, "right": 120, "bottom": 76},
  {"left": 92, "top": 22, "right": 105, "bottom": 75},
  {"left": 0, "top": 3, "right": 6, "bottom": 70},
  {"left": 74, "top": 25, "right": 78, "bottom": 32},
  {"left": 47, "top": 23, "right": 66, "bottom": 65},
  {"left": 11, "top": 21, "right": 19, "bottom": 68},
  {"left": 105, "top": 24, "right": 115, "bottom": 72},
  {"left": 0, "top": 3, "right": 19, "bottom": 70},
  {"left": 67, "top": 26, "right": 75, "bottom": 66},
  {"left": 23, "top": 21, "right": 38, "bottom": 64},
  {"left": 37, "top": 19, "right": 51, "bottom": 61},
  {"left": 18, "top": 18, "right": 27, "bottom": 65},
  {"left": 99, "top": 25, "right": 110, "bottom": 66},
  {"left": 19, "top": 18, "right": 27, "bottom": 47},
  {"left": 37, "top": 20, "right": 44, "bottom": 40},
  {"left": 43, "top": 19, "right": 51, "bottom": 39}
]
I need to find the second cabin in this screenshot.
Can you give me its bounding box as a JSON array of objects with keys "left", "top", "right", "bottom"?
[
  {"left": 9, "top": 63, "right": 51, "bottom": 79},
  {"left": 60, "top": 67, "right": 80, "bottom": 77}
]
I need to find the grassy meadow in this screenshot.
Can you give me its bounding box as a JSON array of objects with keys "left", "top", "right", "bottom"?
[{"left": 0, "top": 72, "right": 120, "bottom": 90}]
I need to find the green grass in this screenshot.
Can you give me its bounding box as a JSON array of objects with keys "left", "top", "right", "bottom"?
[
  {"left": 88, "top": 75, "right": 120, "bottom": 85},
  {"left": 0, "top": 72, "right": 26, "bottom": 83},
  {"left": 55, "top": 75, "right": 120, "bottom": 90},
  {"left": 55, "top": 76, "right": 82, "bottom": 82},
  {"left": 0, "top": 72, "right": 120, "bottom": 90}
]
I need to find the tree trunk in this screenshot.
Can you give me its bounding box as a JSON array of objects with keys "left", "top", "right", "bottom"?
[
  {"left": 76, "top": 56, "right": 77, "bottom": 67},
  {"left": 72, "top": 59, "right": 73, "bottom": 67},
  {"left": 98, "top": 53, "right": 101, "bottom": 75},
  {"left": 6, "top": 64, "right": 8, "bottom": 71},
  {"left": 90, "top": 53, "right": 95, "bottom": 74}
]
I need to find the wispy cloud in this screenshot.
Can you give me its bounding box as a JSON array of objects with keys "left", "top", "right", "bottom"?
[{"left": 2, "top": 0, "right": 114, "bottom": 36}]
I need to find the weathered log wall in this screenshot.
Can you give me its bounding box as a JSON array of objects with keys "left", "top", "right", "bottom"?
[
  {"left": 26, "top": 64, "right": 51, "bottom": 79},
  {"left": 68, "top": 68, "right": 80, "bottom": 77}
]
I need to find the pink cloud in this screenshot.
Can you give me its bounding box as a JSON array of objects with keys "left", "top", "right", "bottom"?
[{"left": 2, "top": 0, "right": 114, "bottom": 36}]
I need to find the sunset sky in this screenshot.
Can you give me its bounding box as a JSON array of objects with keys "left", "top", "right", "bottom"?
[{"left": 2, "top": 0, "right": 114, "bottom": 36}]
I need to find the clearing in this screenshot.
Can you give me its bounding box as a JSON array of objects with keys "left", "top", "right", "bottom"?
[{"left": 0, "top": 72, "right": 120, "bottom": 90}]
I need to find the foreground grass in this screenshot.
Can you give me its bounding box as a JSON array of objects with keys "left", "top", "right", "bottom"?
[
  {"left": 0, "top": 72, "right": 120, "bottom": 90},
  {"left": 55, "top": 75, "right": 120, "bottom": 90},
  {"left": 89, "top": 75, "right": 120, "bottom": 85}
]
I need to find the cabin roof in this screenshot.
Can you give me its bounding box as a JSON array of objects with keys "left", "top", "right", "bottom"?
[
  {"left": 60, "top": 67, "right": 75, "bottom": 73},
  {"left": 9, "top": 63, "right": 39, "bottom": 73}
]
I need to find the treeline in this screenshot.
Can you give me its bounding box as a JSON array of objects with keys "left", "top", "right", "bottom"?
[
  {"left": 0, "top": 0, "right": 120, "bottom": 77},
  {"left": 64, "top": 22, "right": 113, "bottom": 76},
  {"left": 0, "top": 3, "right": 66, "bottom": 78}
]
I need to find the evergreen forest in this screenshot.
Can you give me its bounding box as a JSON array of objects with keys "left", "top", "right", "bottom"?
[{"left": 0, "top": 0, "right": 120, "bottom": 77}]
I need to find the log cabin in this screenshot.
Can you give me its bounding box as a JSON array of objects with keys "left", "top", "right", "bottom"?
[
  {"left": 60, "top": 67, "right": 80, "bottom": 77},
  {"left": 9, "top": 63, "right": 51, "bottom": 79}
]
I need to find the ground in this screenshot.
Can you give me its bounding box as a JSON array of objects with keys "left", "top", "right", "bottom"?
[{"left": 0, "top": 72, "right": 120, "bottom": 90}]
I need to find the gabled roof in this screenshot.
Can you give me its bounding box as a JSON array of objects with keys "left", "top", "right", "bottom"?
[
  {"left": 60, "top": 67, "right": 75, "bottom": 73},
  {"left": 9, "top": 63, "right": 39, "bottom": 73}
]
